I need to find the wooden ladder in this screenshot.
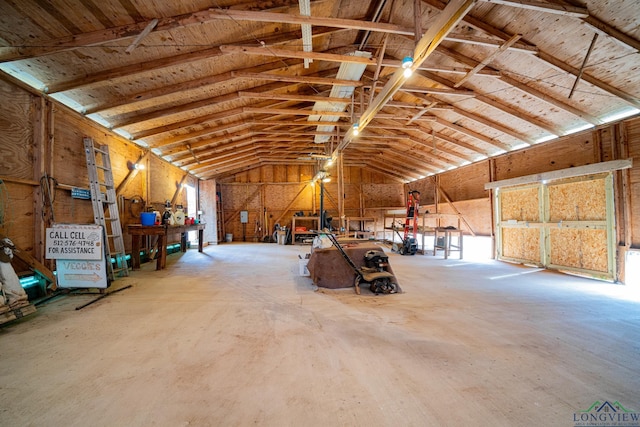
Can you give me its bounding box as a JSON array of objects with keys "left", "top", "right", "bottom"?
[{"left": 83, "top": 137, "right": 129, "bottom": 281}]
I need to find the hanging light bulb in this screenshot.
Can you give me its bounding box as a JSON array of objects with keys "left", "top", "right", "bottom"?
[
  {"left": 402, "top": 56, "right": 414, "bottom": 78},
  {"left": 352, "top": 123, "right": 360, "bottom": 136}
]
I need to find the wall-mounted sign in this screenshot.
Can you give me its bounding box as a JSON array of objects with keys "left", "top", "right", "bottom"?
[
  {"left": 45, "top": 224, "right": 103, "bottom": 260},
  {"left": 46, "top": 224, "right": 107, "bottom": 288}
]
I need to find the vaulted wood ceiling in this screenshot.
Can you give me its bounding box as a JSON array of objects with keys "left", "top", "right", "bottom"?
[{"left": 1, "top": 0, "right": 638, "bottom": 182}]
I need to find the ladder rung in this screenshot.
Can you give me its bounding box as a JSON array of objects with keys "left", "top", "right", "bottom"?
[
  {"left": 94, "top": 147, "right": 108, "bottom": 155},
  {"left": 96, "top": 165, "right": 111, "bottom": 171}
]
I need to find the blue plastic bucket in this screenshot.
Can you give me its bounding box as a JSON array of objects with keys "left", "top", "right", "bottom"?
[{"left": 140, "top": 212, "right": 156, "bottom": 226}]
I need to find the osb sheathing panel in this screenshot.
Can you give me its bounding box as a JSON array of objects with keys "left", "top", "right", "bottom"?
[
  {"left": 500, "top": 186, "right": 540, "bottom": 222},
  {"left": 494, "top": 133, "right": 596, "bottom": 181},
  {"left": 362, "top": 184, "right": 404, "bottom": 208},
  {"left": 266, "top": 183, "right": 314, "bottom": 227},
  {"left": 548, "top": 179, "right": 607, "bottom": 221},
  {"left": 550, "top": 228, "right": 608, "bottom": 273},
  {"left": 439, "top": 162, "right": 490, "bottom": 201},
  {"left": 501, "top": 227, "right": 540, "bottom": 263},
  {"left": 224, "top": 185, "right": 262, "bottom": 210},
  {"left": 408, "top": 179, "right": 436, "bottom": 206}
]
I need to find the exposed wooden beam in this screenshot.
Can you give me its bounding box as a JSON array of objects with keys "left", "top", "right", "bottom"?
[
  {"left": 477, "top": 0, "right": 589, "bottom": 17},
  {"left": 453, "top": 33, "right": 522, "bottom": 88},
  {"left": 435, "top": 117, "right": 512, "bottom": 152},
  {"left": 390, "top": 85, "right": 475, "bottom": 97},
  {"left": 443, "top": 33, "right": 537, "bottom": 54},
  {"left": 500, "top": 73, "right": 602, "bottom": 125},
  {"left": 112, "top": 93, "right": 241, "bottom": 128},
  {"left": 238, "top": 91, "right": 351, "bottom": 104},
  {"left": 423, "top": 0, "right": 640, "bottom": 108},
  {"left": 125, "top": 18, "right": 158, "bottom": 54},
  {"left": 248, "top": 120, "right": 349, "bottom": 127},
  {"left": 130, "top": 107, "right": 245, "bottom": 139},
  {"left": 569, "top": 33, "right": 599, "bottom": 99},
  {"left": 148, "top": 122, "right": 251, "bottom": 149},
  {"left": 47, "top": 27, "right": 341, "bottom": 94},
  {"left": 537, "top": 51, "right": 640, "bottom": 109},
  {"left": 580, "top": 13, "right": 640, "bottom": 52},
  {"left": 220, "top": 45, "right": 377, "bottom": 66},
  {"left": 243, "top": 107, "right": 351, "bottom": 117},
  {"left": 410, "top": 67, "right": 563, "bottom": 136},
  {"left": 233, "top": 71, "right": 364, "bottom": 87},
  {"left": 254, "top": 130, "right": 337, "bottom": 136},
  {"left": 450, "top": 105, "right": 535, "bottom": 145},
  {"left": 205, "top": 8, "right": 415, "bottom": 36},
  {"left": 484, "top": 159, "right": 633, "bottom": 189}
]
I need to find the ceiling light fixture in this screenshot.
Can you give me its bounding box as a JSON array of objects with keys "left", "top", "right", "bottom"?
[
  {"left": 402, "top": 56, "right": 414, "bottom": 78},
  {"left": 352, "top": 123, "right": 360, "bottom": 136}
]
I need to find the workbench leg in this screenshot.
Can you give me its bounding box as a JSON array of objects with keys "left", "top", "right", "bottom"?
[
  {"left": 131, "top": 235, "right": 141, "bottom": 270},
  {"left": 198, "top": 229, "right": 204, "bottom": 252},
  {"left": 157, "top": 235, "right": 166, "bottom": 270}
]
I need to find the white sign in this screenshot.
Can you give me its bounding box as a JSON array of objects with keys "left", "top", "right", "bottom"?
[
  {"left": 45, "top": 224, "right": 103, "bottom": 260},
  {"left": 56, "top": 259, "right": 107, "bottom": 289}
]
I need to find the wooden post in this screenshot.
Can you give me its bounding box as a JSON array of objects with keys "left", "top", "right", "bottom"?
[
  {"left": 32, "top": 96, "right": 46, "bottom": 263},
  {"left": 488, "top": 158, "right": 497, "bottom": 259},
  {"left": 337, "top": 151, "right": 345, "bottom": 230}
]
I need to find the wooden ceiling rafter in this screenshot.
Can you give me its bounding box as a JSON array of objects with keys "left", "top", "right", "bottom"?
[
  {"left": 359, "top": 131, "right": 457, "bottom": 170},
  {"left": 476, "top": 0, "right": 589, "bottom": 17},
  {"left": 423, "top": 0, "right": 640, "bottom": 108},
  {"left": 0, "top": 2, "right": 345, "bottom": 62}
]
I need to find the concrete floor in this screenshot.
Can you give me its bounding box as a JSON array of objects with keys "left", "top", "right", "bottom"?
[{"left": 1, "top": 240, "right": 639, "bottom": 426}]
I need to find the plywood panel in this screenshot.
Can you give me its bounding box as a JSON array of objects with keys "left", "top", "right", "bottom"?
[
  {"left": 1, "top": 182, "right": 37, "bottom": 251},
  {"left": 548, "top": 178, "right": 607, "bottom": 221},
  {"left": 273, "top": 165, "right": 287, "bottom": 183},
  {"left": 149, "top": 156, "right": 188, "bottom": 208},
  {"left": 440, "top": 162, "right": 490, "bottom": 201},
  {"left": 430, "top": 198, "right": 492, "bottom": 236},
  {"left": 0, "top": 79, "right": 33, "bottom": 180},
  {"left": 500, "top": 186, "right": 539, "bottom": 222},
  {"left": 501, "top": 227, "right": 540, "bottom": 263},
  {"left": 626, "top": 117, "right": 640, "bottom": 248},
  {"left": 286, "top": 165, "right": 300, "bottom": 183},
  {"left": 550, "top": 228, "right": 608, "bottom": 273}
]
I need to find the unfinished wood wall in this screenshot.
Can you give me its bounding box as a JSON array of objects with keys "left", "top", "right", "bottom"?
[
  {"left": 218, "top": 166, "right": 404, "bottom": 241},
  {"left": 0, "top": 76, "right": 202, "bottom": 268}
]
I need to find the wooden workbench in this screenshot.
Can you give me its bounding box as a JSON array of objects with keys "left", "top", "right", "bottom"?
[{"left": 128, "top": 223, "right": 205, "bottom": 270}]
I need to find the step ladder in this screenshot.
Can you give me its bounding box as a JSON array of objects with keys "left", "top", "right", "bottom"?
[{"left": 83, "top": 137, "right": 129, "bottom": 281}]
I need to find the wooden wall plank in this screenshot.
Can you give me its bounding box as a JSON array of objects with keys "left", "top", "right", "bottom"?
[{"left": 494, "top": 133, "right": 596, "bottom": 181}]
